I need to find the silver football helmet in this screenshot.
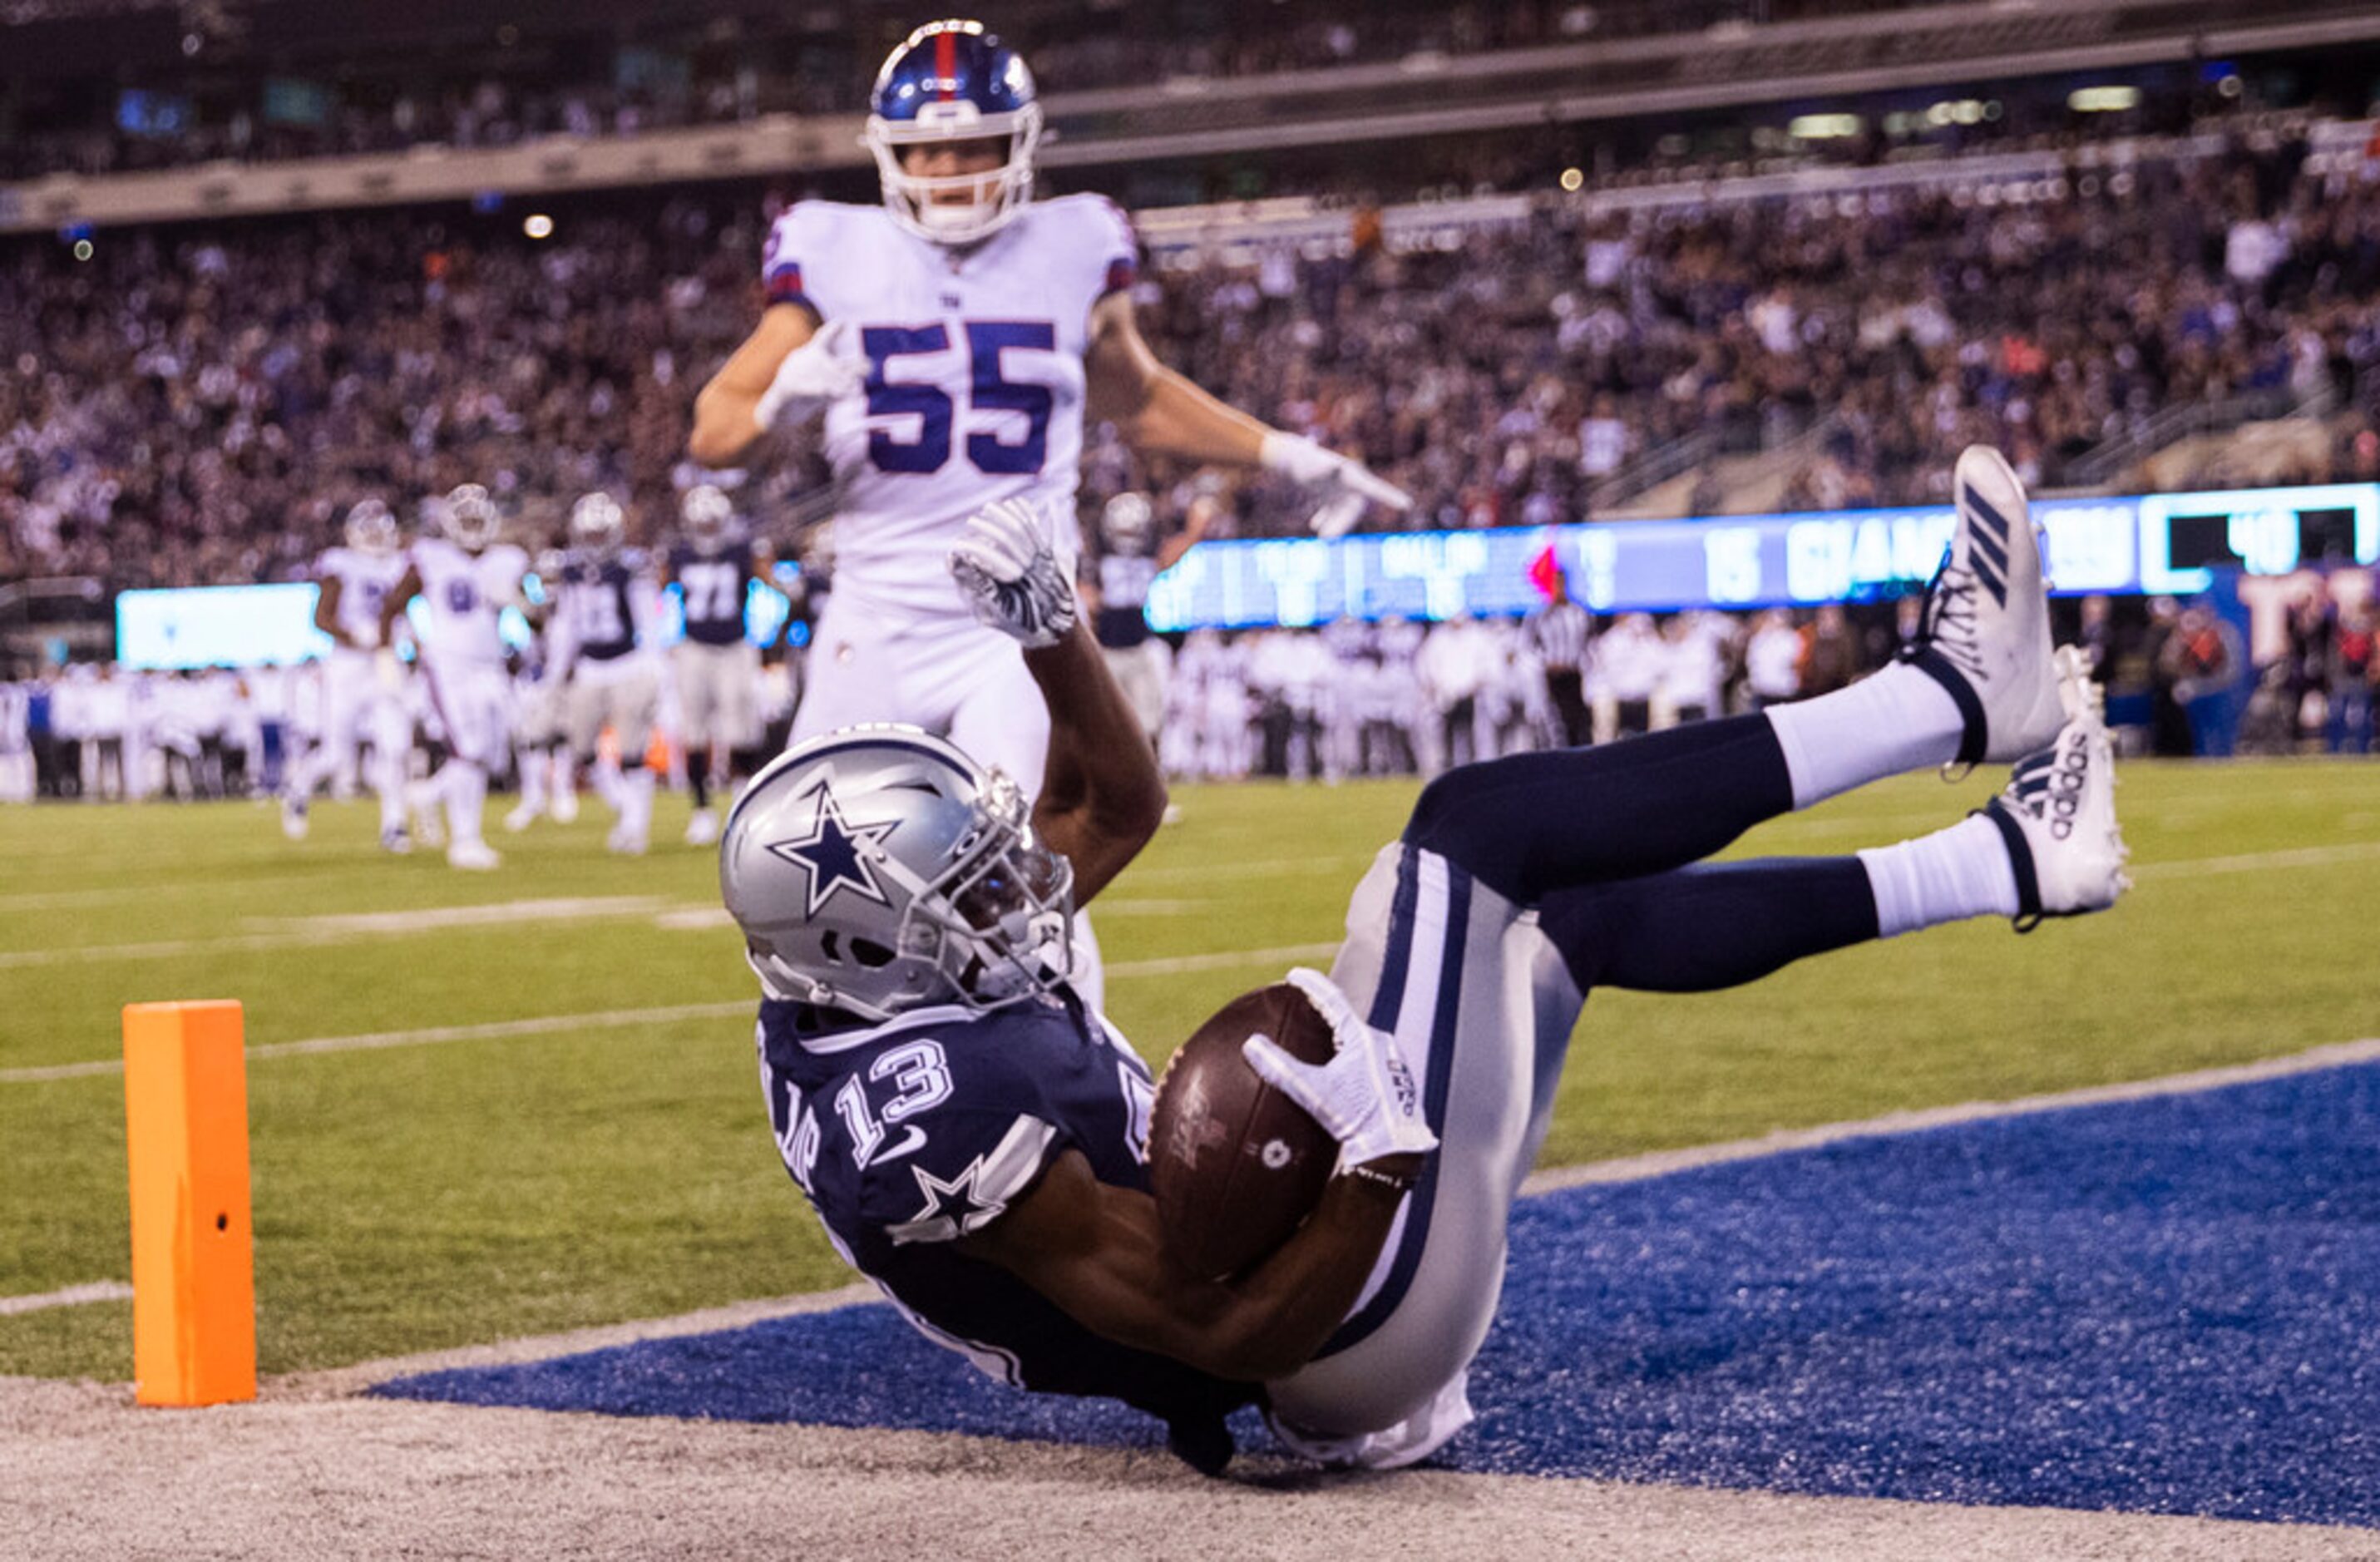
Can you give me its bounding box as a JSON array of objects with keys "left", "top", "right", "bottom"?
[
  {"left": 441, "top": 483, "right": 503, "bottom": 552},
  {"left": 344, "top": 498, "right": 400, "bottom": 556},
  {"left": 720, "top": 726, "right": 1073, "bottom": 1020},
  {"left": 570, "top": 492, "right": 626, "bottom": 557},
  {"left": 681, "top": 485, "right": 733, "bottom": 551},
  {"left": 1101, "top": 492, "right": 1154, "bottom": 552}
]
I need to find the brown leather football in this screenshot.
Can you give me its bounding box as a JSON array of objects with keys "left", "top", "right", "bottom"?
[{"left": 1148, "top": 981, "right": 1340, "bottom": 1281}]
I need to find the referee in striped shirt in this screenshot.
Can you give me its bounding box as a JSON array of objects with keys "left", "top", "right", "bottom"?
[{"left": 1523, "top": 572, "right": 1594, "bottom": 746}]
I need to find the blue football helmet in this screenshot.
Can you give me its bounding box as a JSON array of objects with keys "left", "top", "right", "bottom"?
[
  {"left": 863, "top": 19, "right": 1042, "bottom": 245},
  {"left": 720, "top": 726, "right": 1074, "bottom": 1020}
]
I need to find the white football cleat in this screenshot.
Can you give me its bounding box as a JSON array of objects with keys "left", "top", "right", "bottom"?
[
  {"left": 606, "top": 821, "right": 648, "bottom": 856},
  {"left": 504, "top": 800, "right": 540, "bottom": 833},
  {"left": 446, "top": 839, "right": 501, "bottom": 872},
  {"left": 551, "top": 786, "right": 580, "bottom": 824},
  {"left": 280, "top": 793, "right": 309, "bottom": 841},
  {"left": 379, "top": 824, "right": 413, "bottom": 855},
  {"left": 683, "top": 808, "right": 718, "bottom": 847},
  {"left": 1978, "top": 653, "right": 2130, "bottom": 929},
  {"left": 1901, "top": 445, "right": 2065, "bottom": 770}
]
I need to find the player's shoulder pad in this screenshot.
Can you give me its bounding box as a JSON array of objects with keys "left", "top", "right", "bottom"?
[
  {"left": 1034, "top": 193, "right": 1139, "bottom": 300},
  {"left": 763, "top": 199, "right": 869, "bottom": 314},
  {"left": 318, "top": 546, "right": 354, "bottom": 578}
]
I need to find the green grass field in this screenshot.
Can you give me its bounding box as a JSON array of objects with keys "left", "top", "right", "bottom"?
[{"left": 3, "top": 759, "right": 2374, "bottom": 1383}]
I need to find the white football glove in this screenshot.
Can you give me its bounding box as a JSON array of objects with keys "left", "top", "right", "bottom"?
[
  {"left": 1241, "top": 967, "right": 1437, "bottom": 1174},
  {"left": 752, "top": 319, "right": 865, "bottom": 433},
  {"left": 1258, "top": 432, "right": 1411, "bottom": 539},
  {"left": 947, "top": 497, "right": 1080, "bottom": 649}
]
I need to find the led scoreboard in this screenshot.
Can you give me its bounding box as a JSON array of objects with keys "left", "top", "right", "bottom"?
[{"left": 1143, "top": 482, "right": 2380, "bottom": 631}]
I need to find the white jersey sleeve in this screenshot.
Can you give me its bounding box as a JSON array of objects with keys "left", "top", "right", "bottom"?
[{"left": 761, "top": 201, "right": 838, "bottom": 317}]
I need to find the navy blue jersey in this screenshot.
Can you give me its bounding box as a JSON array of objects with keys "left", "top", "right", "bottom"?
[
  {"left": 758, "top": 991, "right": 1257, "bottom": 1431},
  {"left": 1094, "top": 551, "right": 1158, "bottom": 650},
  {"left": 671, "top": 543, "right": 753, "bottom": 648},
  {"left": 561, "top": 552, "right": 644, "bottom": 663}
]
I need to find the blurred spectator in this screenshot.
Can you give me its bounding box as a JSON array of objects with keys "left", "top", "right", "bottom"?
[{"left": 2161, "top": 603, "right": 2245, "bottom": 757}]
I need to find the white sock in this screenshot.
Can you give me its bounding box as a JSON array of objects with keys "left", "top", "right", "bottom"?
[
  {"left": 621, "top": 766, "right": 655, "bottom": 838},
  {"left": 516, "top": 748, "right": 548, "bottom": 815},
  {"left": 373, "top": 733, "right": 407, "bottom": 834},
  {"left": 1857, "top": 814, "right": 2018, "bottom": 937},
  {"left": 591, "top": 757, "right": 625, "bottom": 811},
  {"left": 1764, "top": 663, "right": 1968, "bottom": 809},
  {"left": 446, "top": 761, "right": 489, "bottom": 846}
]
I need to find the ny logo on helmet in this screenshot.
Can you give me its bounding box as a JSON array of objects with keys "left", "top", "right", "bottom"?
[{"left": 768, "top": 779, "right": 900, "bottom": 917}]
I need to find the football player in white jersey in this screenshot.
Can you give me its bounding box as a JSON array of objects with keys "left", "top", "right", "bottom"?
[
  {"left": 283, "top": 499, "right": 416, "bottom": 851},
  {"left": 690, "top": 19, "right": 1406, "bottom": 1009},
  {"left": 552, "top": 492, "right": 665, "bottom": 855},
  {"left": 504, "top": 546, "right": 575, "bottom": 833},
  {"left": 378, "top": 484, "right": 531, "bottom": 871},
  {"left": 664, "top": 484, "right": 773, "bottom": 847},
  {"left": 686, "top": 17, "right": 1405, "bottom": 798}
]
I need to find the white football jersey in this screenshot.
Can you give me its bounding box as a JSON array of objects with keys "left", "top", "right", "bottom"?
[
  {"left": 316, "top": 546, "right": 411, "bottom": 647},
  {"left": 407, "top": 537, "right": 528, "bottom": 669},
  {"left": 761, "top": 195, "right": 1137, "bottom": 619}
]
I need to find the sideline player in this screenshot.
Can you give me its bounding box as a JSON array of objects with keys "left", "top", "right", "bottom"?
[
  {"left": 283, "top": 498, "right": 414, "bottom": 851},
  {"left": 685, "top": 18, "right": 1404, "bottom": 795},
  {"left": 1083, "top": 490, "right": 1208, "bottom": 758},
  {"left": 553, "top": 492, "right": 664, "bottom": 855},
  {"left": 664, "top": 484, "right": 771, "bottom": 846},
  {"left": 379, "top": 484, "right": 531, "bottom": 871},
  {"left": 504, "top": 546, "right": 575, "bottom": 833},
  {"left": 718, "top": 449, "right": 2129, "bottom": 1472}
]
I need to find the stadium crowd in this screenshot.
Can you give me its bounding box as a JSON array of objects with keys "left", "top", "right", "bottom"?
[
  {"left": 0, "top": 0, "right": 1881, "bottom": 182},
  {"left": 8, "top": 116, "right": 2380, "bottom": 598}
]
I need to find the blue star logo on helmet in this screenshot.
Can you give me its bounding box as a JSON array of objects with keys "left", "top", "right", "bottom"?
[{"left": 767, "top": 780, "right": 900, "bottom": 917}]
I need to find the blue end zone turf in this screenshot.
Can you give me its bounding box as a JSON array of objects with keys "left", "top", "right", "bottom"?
[{"left": 378, "top": 1061, "right": 2380, "bottom": 1525}]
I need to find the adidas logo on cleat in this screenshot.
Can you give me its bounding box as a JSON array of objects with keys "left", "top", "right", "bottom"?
[{"left": 1978, "top": 683, "right": 2129, "bottom": 928}]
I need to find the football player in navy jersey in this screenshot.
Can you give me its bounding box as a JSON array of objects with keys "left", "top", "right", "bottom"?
[
  {"left": 722, "top": 450, "right": 2131, "bottom": 1474},
  {"left": 554, "top": 492, "right": 664, "bottom": 854},
  {"left": 664, "top": 484, "right": 773, "bottom": 847}
]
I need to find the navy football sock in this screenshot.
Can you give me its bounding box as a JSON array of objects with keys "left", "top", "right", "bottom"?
[
  {"left": 1539, "top": 858, "right": 1879, "bottom": 993},
  {"left": 1400, "top": 715, "right": 1795, "bottom": 906}
]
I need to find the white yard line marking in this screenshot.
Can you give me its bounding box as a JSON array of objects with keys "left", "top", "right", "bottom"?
[
  {"left": 652, "top": 907, "right": 733, "bottom": 931},
  {"left": 0, "top": 1001, "right": 760, "bottom": 1084},
  {"left": 1519, "top": 1037, "right": 2380, "bottom": 1195},
  {"left": 0, "top": 1280, "right": 132, "bottom": 1317},
  {"left": 2129, "top": 840, "right": 2380, "bottom": 880},
  {"left": 0, "top": 897, "right": 681, "bottom": 968},
  {"left": 0, "top": 872, "right": 341, "bottom": 914},
  {"left": 244, "top": 897, "right": 670, "bottom": 936}
]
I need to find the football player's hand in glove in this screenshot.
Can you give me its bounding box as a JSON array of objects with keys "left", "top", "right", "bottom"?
[
  {"left": 1258, "top": 432, "right": 1411, "bottom": 540},
  {"left": 948, "top": 497, "right": 1080, "bottom": 649},
  {"left": 1242, "top": 967, "right": 1437, "bottom": 1180},
  {"left": 752, "top": 319, "right": 865, "bottom": 433}
]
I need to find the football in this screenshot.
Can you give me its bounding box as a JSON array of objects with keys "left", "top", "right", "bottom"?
[{"left": 1148, "top": 981, "right": 1341, "bottom": 1281}]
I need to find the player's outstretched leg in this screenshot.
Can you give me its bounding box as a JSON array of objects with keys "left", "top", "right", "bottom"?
[
  {"left": 1403, "top": 445, "right": 2061, "bottom": 907},
  {"left": 1539, "top": 671, "right": 2127, "bottom": 993}
]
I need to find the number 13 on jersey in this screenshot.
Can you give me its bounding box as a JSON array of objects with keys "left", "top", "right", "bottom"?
[{"left": 862, "top": 320, "right": 1055, "bottom": 477}]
